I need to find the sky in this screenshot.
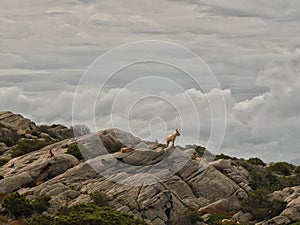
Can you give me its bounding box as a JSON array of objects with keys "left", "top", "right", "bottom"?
[{"left": 0, "top": 0, "right": 300, "bottom": 162}]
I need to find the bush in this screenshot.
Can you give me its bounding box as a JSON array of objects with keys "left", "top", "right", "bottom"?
[
  {"left": 0, "top": 158, "right": 9, "bottom": 167},
  {"left": 31, "top": 131, "right": 40, "bottom": 137},
  {"left": 2, "top": 192, "right": 32, "bottom": 218},
  {"left": 214, "top": 153, "right": 237, "bottom": 161},
  {"left": 66, "top": 143, "right": 84, "bottom": 160},
  {"left": 247, "top": 157, "right": 266, "bottom": 166},
  {"left": 12, "top": 139, "right": 51, "bottom": 157},
  {"left": 90, "top": 191, "right": 108, "bottom": 207},
  {"left": 241, "top": 189, "right": 286, "bottom": 221},
  {"left": 72, "top": 124, "right": 91, "bottom": 137},
  {"left": 268, "top": 162, "right": 294, "bottom": 176},
  {"left": 3, "top": 138, "right": 15, "bottom": 147},
  {"left": 182, "top": 207, "right": 202, "bottom": 225},
  {"left": 26, "top": 204, "right": 148, "bottom": 225},
  {"left": 2, "top": 193, "right": 51, "bottom": 219},
  {"left": 294, "top": 166, "right": 300, "bottom": 174},
  {"left": 30, "top": 195, "right": 51, "bottom": 214},
  {"left": 207, "top": 213, "right": 231, "bottom": 225}
]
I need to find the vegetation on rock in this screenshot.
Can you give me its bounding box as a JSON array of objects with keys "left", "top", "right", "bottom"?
[
  {"left": 26, "top": 204, "right": 148, "bottom": 225},
  {"left": 241, "top": 189, "right": 286, "bottom": 221},
  {"left": 0, "top": 158, "right": 10, "bottom": 167},
  {"left": 2, "top": 192, "right": 51, "bottom": 219},
  {"left": 90, "top": 191, "right": 109, "bottom": 207},
  {"left": 12, "top": 139, "right": 52, "bottom": 157},
  {"left": 66, "top": 143, "right": 84, "bottom": 160}
]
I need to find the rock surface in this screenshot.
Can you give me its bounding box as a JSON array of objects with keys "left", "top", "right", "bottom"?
[
  {"left": 0, "top": 126, "right": 253, "bottom": 224},
  {"left": 2, "top": 112, "right": 300, "bottom": 224}
]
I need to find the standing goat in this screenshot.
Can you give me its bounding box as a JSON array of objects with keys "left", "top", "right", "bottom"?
[{"left": 166, "top": 129, "right": 180, "bottom": 147}]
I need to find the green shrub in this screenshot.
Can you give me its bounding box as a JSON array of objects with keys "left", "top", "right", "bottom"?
[
  {"left": 207, "top": 213, "right": 231, "bottom": 225},
  {"left": 31, "top": 131, "right": 40, "bottom": 137},
  {"left": 214, "top": 153, "right": 237, "bottom": 161},
  {"left": 90, "top": 191, "right": 108, "bottom": 207},
  {"left": 268, "top": 162, "right": 294, "bottom": 176},
  {"left": 182, "top": 207, "right": 202, "bottom": 225},
  {"left": 241, "top": 189, "right": 286, "bottom": 221},
  {"left": 12, "top": 139, "right": 51, "bottom": 157},
  {"left": 195, "top": 145, "right": 206, "bottom": 154},
  {"left": 158, "top": 143, "right": 167, "bottom": 148},
  {"left": 0, "top": 158, "right": 9, "bottom": 167},
  {"left": 66, "top": 143, "right": 83, "bottom": 160},
  {"left": 26, "top": 204, "right": 148, "bottom": 225},
  {"left": 31, "top": 195, "right": 51, "bottom": 214},
  {"left": 3, "top": 138, "right": 15, "bottom": 147},
  {"left": 2, "top": 192, "right": 33, "bottom": 218},
  {"left": 2, "top": 193, "right": 51, "bottom": 218},
  {"left": 247, "top": 157, "right": 266, "bottom": 166},
  {"left": 294, "top": 166, "right": 300, "bottom": 174}
]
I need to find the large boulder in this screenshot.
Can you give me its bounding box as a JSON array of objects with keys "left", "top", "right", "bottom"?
[
  {"left": 262, "top": 216, "right": 291, "bottom": 225},
  {"left": 0, "top": 172, "right": 32, "bottom": 193}
]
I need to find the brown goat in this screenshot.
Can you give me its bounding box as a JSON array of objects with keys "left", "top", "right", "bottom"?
[
  {"left": 221, "top": 219, "right": 240, "bottom": 224},
  {"left": 166, "top": 129, "right": 180, "bottom": 147},
  {"left": 121, "top": 147, "right": 134, "bottom": 153},
  {"left": 47, "top": 149, "right": 54, "bottom": 158}
]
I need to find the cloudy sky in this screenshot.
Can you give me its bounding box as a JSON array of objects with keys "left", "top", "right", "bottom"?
[{"left": 1, "top": 0, "right": 300, "bottom": 162}]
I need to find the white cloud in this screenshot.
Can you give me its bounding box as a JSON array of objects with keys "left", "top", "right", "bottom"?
[{"left": 0, "top": 0, "right": 300, "bottom": 162}]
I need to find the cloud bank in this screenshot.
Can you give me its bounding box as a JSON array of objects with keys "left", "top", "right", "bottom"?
[{"left": 0, "top": 0, "right": 299, "bottom": 162}]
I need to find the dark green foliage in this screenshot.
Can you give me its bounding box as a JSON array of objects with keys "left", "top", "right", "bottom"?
[
  {"left": 241, "top": 189, "right": 286, "bottom": 221},
  {"left": 3, "top": 138, "right": 15, "bottom": 147},
  {"left": 207, "top": 213, "right": 231, "bottom": 225},
  {"left": 66, "top": 143, "right": 83, "bottom": 160},
  {"left": 249, "top": 170, "right": 279, "bottom": 191},
  {"left": 90, "top": 191, "right": 108, "bottom": 207},
  {"left": 295, "top": 166, "right": 300, "bottom": 174},
  {"left": 268, "top": 162, "right": 294, "bottom": 176},
  {"left": 214, "top": 153, "right": 237, "bottom": 161},
  {"left": 2, "top": 193, "right": 51, "bottom": 219},
  {"left": 30, "top": 195, "right": 51, "bottom": 214},
  {"left": 158, "top": 143, "right": 167, "bottom": 148},
  {"left": 182, "top": 207, "right": 202, "bottom": 225},
  {"left": 194, "top": 145, "right": 206, "bottom": 156},
  {"left": 12, "top": 139, "right": 51, "bottom": 157},
  {"left": 247, "top": 157, "right": 266, "bottom": 166},
  {"left": 31, "top": 131, "right": 40, "bottom": 137},
  {"left": 26, "top": 204, "right": 148, "bottom": 225},
  {"left": 2, "top": 192, "right": 32, "bottom": 218},
  {"left": 0, "top": 158, "right": 9, "bottom": 167}
]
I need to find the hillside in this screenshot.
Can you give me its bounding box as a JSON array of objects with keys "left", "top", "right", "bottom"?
[{"left": 0, "top": 111, "right": 300, "bottom": 225}]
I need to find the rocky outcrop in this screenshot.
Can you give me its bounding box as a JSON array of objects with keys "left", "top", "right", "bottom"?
[
  {"left": 0, "top": 127, "right": 254, "bottom": 224},
  {"left": 271, "top": 186, "right": 300, "bottom": 223},
  {"left": 0, "top": 111, "right": 36, "bottom": 132}
]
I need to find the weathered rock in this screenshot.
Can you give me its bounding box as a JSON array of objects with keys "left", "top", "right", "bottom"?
[
  {"left": 233, "top": 211, "right": 254, "bottom": 224},
  {"left": 262, "top": 216, "right": 290, "bottom": 225},
  {"left": 0, "top": 172, "right": 32, "bottom": 193},
  {"left": 272, "top": 186, "right": 300, "bottom": 222},
  {"left": 210, "top": 159, "right": 252, "bottom": 193},
  {"left": 182, "top": 197, "right": 210, "bottom": 209},
  {"left": 188, "top": 166, "right": 241, "bottom": 202},
  {"left": 0, "top": 111, "right": 36, "bottom": 131},
  {"left": 19, "top": 154, "right": 79, "bottom": 181},
  {"left": 198, "top": 198, "right": 238, "bottom": 215}
]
